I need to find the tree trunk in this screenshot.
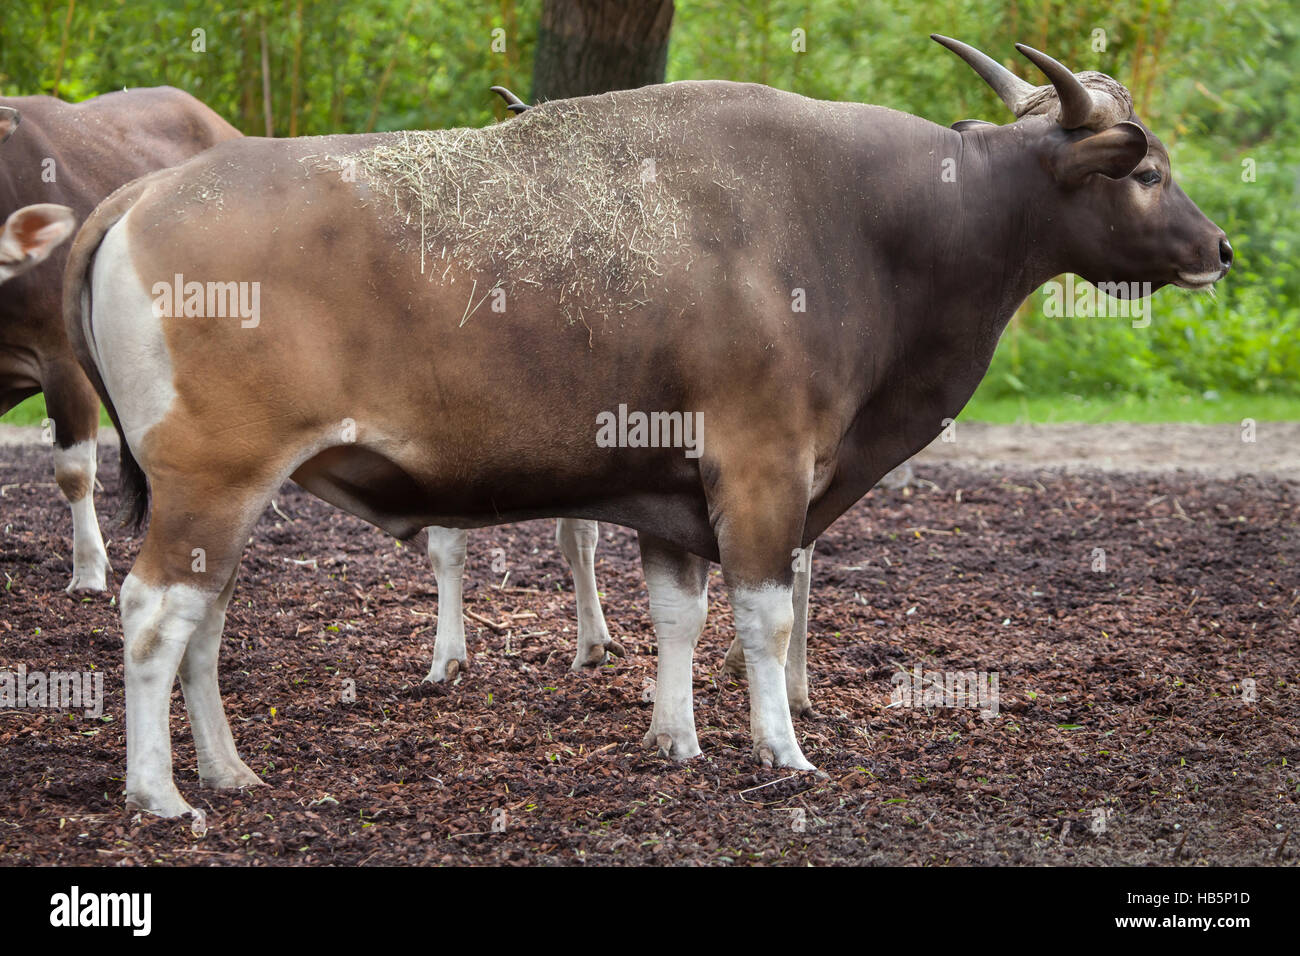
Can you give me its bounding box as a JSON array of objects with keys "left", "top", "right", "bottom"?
[{"left": 531, "top": 0, "right": 674, "bottom": 102}]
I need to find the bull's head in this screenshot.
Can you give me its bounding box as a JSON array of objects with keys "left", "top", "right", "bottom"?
[{"left": 933, "top": 35, "right": 1231, "bottom": 293}]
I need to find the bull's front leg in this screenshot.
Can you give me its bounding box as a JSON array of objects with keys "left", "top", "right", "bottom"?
[
  {"left": 42, "top": 360, "right": 110, "bottom": 592},
  {"left": 710, "top": 452, "right": 815, "bottom": 770},
  {"left": 724, "top": 539, "right": 815, "bottom": 716}
]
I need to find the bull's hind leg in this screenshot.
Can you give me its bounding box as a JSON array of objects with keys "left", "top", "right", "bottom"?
[
  {"left": 41, "top": 359, "right": 109, "bottom": 592},
  {"left": 424, "top": 526, "right": 469, "bottom": 682},
  {"left": 180, "top": 565, "right": 263, "bottom": 790},
  {"left": 556, "top": 518, "right": 625, "bottom": 670},
  {"left": 121, "top": 481, "right": 271, "bottom": 818},
  {"left": 638, "top": 532, "right": 709, "bottom": 759},
  {"left": 724, "top": 540, "right": 815, "bottom": 716}
]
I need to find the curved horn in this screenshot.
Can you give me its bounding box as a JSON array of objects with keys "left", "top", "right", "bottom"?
[
  {"left": 931, "top": 34, "right": 1036, "bottom": 116},
  {"left": 1014, "top": 44, "right": 1095, "bottom": 129},
  {"left": 490, "top": 85, "right": 531, "bottom": 114}
]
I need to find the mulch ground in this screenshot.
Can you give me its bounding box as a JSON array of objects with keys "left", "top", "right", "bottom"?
[{"left": 1, "top": 443, "right": 1297, "bottom": 865}]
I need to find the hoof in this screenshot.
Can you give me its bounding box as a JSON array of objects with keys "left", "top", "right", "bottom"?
[
  {"left": 790, "top": 699, "right": 817, "bottom": 720},
  {"left": 199, "top": 761, "right": 264, "bottom": 791},
  {"left": 424, "top": 655, "right": 467, "bottom": 683},
  {"left": 570, "top": 639, "right": 626, "bottom": 671},
  {"left": 752, "top": 741, "right": 816, "bottom": 772},
  {"left": 642, "top": 727, "right": 700, "bottom": 761},
  {"left": 65, "top": 563, "right": 109, "bottom": 593},
  {"left": 125, "top": 786, "right": 196, "bottom": 820}
]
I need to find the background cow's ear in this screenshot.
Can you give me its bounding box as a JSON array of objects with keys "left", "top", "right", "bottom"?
[
  {"left": 0, "top": 106, "right": 19, "bottom": 144},
  {"left": 0, "top": 204, "right": 77, "bottom": 276},
  {"left": 952, "top": 119, "right": 995, "bottom": 132},
  {"left": 1053, "top": 121, "right": 1149, "bottom": 183}
]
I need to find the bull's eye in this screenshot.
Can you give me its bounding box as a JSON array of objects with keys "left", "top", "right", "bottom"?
[{"left": 1136, "top": 169, "right": 1162, "bottom": 187}]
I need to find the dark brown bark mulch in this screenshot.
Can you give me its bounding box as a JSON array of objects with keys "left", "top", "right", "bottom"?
[{"left": 1, "top": 443, "right": 1297, "bottom": 865}]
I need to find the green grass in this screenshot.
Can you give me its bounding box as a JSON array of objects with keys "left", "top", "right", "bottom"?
[
  {"left": 6, "top": 389, "right": 1299, "bottom": 432},
  {"left": 959, "top": 390, "right": 1300, "bottom": 424},
  {"left": 1, "top": 395, "right": 112, "bottom": 429}
]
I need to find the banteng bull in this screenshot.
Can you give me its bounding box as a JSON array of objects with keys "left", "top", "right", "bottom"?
[
  {"left": 0, "top": 89, "right": 238, "bottom": 592},
  {"left": 66, "top": 38, "right": 1230, "bottom": 818}
]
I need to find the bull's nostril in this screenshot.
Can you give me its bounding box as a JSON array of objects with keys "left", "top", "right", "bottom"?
[{"left": 1219, "top": 238, "right": 1234, "bottom": 269}]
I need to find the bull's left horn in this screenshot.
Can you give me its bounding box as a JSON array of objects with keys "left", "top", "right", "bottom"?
[
  {"left": 490, "top": 86, "right": 531, "bottom": 114},
  {"left": 1014, "top": 43, "right": 1096, "bottom": 130}
]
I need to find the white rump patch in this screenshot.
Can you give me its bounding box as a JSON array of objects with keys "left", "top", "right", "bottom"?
[{"left": 91, "top": 210, "right": 178, "bottom": 452}]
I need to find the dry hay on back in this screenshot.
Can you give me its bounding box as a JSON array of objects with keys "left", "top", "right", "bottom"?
[{"left": 321, "top": 96, "right": 725, "bottom": 327}]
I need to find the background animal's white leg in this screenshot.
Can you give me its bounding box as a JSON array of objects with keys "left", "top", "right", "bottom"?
[
  {"left": 785, "top": 539, "right": 815, "bottom": 716},
  {"left": 179, "top": 566, "right": 262, "bottom": 790},
  {"left": 638, "top": 532, "right": 709, "bottom": 759},
  {"left": 121, "top": 573, "right": 215, "bottom": 818},
  {"left": 556, "top": 518, "right": 624, "bottom": 669},
  {"left": 425, "top": 526, "right": 469, "bottom": 681},
  {"left": 53, "top": 440, "right": 109, "bottom": 593}
]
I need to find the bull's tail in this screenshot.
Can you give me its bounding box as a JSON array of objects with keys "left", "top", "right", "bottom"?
[{"left": 62, "top": 179, "right": 152, "bottom": 530}]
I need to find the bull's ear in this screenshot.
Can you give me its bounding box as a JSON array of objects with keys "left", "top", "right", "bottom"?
[
  {"left": 0, "top": 204, "right": 76, "bottom": 278},
  {"left": 0, "top": 106, "right": 19, "bottom": 144},
  {"left": 952, "top": 119, "right": 995, "bottom": 132},
  {"left": 1053, "top": 121, "right": 1148, "bottom": 183}
]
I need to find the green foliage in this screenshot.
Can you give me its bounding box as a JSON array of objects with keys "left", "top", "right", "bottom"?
[
  {"left": 0, "top": 0, "right": 1296, "bottom": 409},
  {"left": 0, "top": 0, "right": 542, "bottom": 134}
]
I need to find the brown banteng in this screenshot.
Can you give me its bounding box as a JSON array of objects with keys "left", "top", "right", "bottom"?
[
  {"left": 66, "top": 38, "right": 1230, "bottom": 818},
  {"left": 0, "top": 88, "right": 238, "bottom": 592}
]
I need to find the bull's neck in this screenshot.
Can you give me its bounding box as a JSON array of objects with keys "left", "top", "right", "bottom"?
[
  {"left": 832, "top": 119, "right": 1067, "bottom": 464},
  {"left": 894, "top": 123, "right": 1063, "bottom": 336}
]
